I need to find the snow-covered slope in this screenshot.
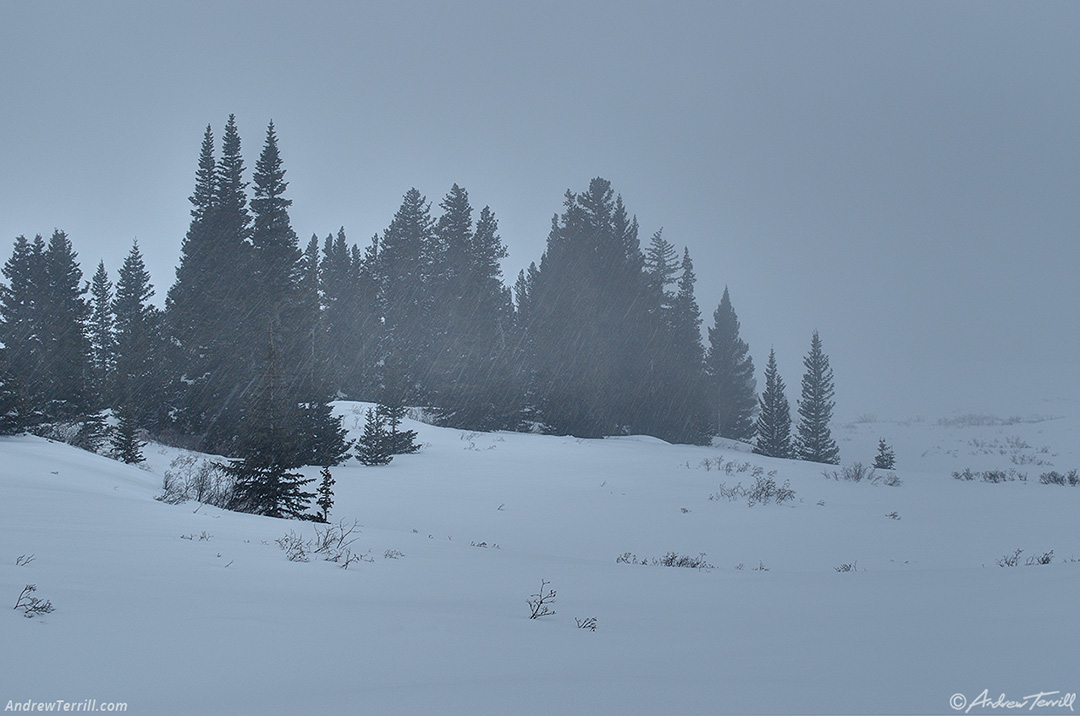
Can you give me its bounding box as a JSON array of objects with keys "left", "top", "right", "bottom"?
[{"left": 2, "top": 401, "right": 1079, "bottom": 715}]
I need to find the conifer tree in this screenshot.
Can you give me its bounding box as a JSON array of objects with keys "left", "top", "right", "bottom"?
[
  {"left": 165, "top": 118, "right": 252, "bottom": 451},
  {"left": 754, "top": 348, "right": 793, "bottom": 458},
  {"left": 705, "top": 287, "right": 757, "bottom": 441},
  {"left": 316, "top": 467, "right": 334, "bottom": 522},
  {"left": 113, "top": 240, "right": 162, "bottom": 430},
  {"left": 0, "top": 344, "right": 20, "bottom": 434},
  {"left": 523, "top": 178, "right": 654, "bottom": 438},
  {"left": 111, "top": 404, "right": 145, "bottom": 464},
  {"left": 0, "top": 235, "right": 47, "bottom": 425},
  {"left": 795, "top": 330, "right": 840, "bottom": 464},
  {"left": 428, "top": 186, "right": 518, "bottom": 430},
  {"left": 355, "top": 407, "right": 392, "bottom": 466},
  {"left": 39, "top": 230, "right": 91, "bottom": 421},
  {"left": 88, "top": 260, "right": 116, "bottom": 407},
  {"left": 643, "top": 229, "right": 679, "bottom": 310},
  {"left": 247, "top": 121, "right": 347, "bottom": 469},
  {"left": 376, "top": 188, "right": 437, "bottom": 406},
  {"left": 874, "top": 438, "right": 896, "bottom": 469}
]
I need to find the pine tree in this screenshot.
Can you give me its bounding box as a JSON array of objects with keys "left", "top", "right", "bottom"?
[
  {"left": 316, "top": 467, "right": 335, "bottom": 522},
  {"left": 643, "top": 229, "right": 679, "bottom": 310},
  {"left": 111, "top": 404, "right": 145, "bottom": 464},
  {"left": 795, "top": 330, "right": 840, "bottom": 464},
  {"left": 874, "top": 438, "right": 896, "bottom": 469},
  {"left": 381, "top": 402, "right": 420, "bottom": 455},
  {"left": 224, "top": 322, "right": 314, "bottom": 519},
  {"left": 0, "top": 343, "right": 20, "bottom": 434},
  {"left": 376, "top": 188, "right": 437, "bottom": 406},
  {"left": 248, "top": 121, "right": 347, "bottom": 469},
  {"left": 523, "top": 178, "right": 654, "bottom": 438},
  {"left": 705, "top": 287, "right": 757, "bottom": 441},
  {"left": 113, "top": 240, "right": 162, "bottom": 430},
  {"left": 428, "top": 186, "right": 518, "bottom": 430},
  {"left": 165, "top": 118, "right": 252, "bottom": 451},
  {"left": 39, "top": 230, "right": 91, "bottom": 422},
  {"left": 645, "top": 248, "right": 711, "bottom": 444},
  {"left": 355, "top": 407, "right": 393, "bottom": 466},
  {"left": 88, "top": 260, "right": 116, "bottom": 407},
  {"left": 0, "top": 235, "right": 47, "bottom": 426},
  {"left": 754, "top": 349, "right": 793, "bottom": 458}
]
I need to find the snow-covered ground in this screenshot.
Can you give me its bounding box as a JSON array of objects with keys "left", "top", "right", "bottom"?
[{"left": 3, "top": 400, "right": 1079, "bottom": 715}]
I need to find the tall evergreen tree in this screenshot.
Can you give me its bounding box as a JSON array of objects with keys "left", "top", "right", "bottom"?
[
  {"left": 643, "top": 229, "right": 679, "bottom": 311},
  {"left": 705, "top": 287, "right": 757, "bottom": 441},
  {"left": 523, "top": 178, "right": 654, "bottom": 438},
  {"left": 113, "top": 240, "right": 163, "bottom": 430},
  {"left": 247, "top": 121, "right": 346, "bottom": 469},
  {"left": 795, "top": 330, "right": 840, "bottom": 464},
  {"left": 165, "top": 118, "right": 253, "bottom": 452},
  {"left": 754, "top": 348, "right": 793, "bottom": 458},
  {"left": 0, "top": 235, "right": 47, "bottom": 425},
  {"left": 376, "top": 188, "right": 437, "bottom": 406},
  {"left": 88, "top": 260, "right": 116, "bottom": 407},
  {"left": 428, "top": 186, "right": 518, "bottom": 430},
  {"left": 39, "top": 230, "right": 91, "bottom": 421}
]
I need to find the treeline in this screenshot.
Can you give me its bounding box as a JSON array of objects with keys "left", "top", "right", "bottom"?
[{"left": 0, "top": 116, "right": 840, "bottom": 470}]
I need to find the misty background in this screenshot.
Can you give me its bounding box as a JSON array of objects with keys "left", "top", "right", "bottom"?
[{"left": 2, "top": 1, "right": 1077, "bottom": 422}]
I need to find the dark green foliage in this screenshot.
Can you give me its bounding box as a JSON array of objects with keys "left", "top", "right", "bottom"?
[
  {"left": 224, "top": 460, "right": 314, "bottom": 520},
  {"left": 427, "top": 186, "right": 520, "bottom": 431},
  {"left": 111, "top": 405, "right": 145, "bottom": 464},
  {"left": 316, "top": 467, "right": 334, "bottom": 522},
  {"left": 164, "top": 118, "right": 253, "bottom": 452},
  {"left": 795, "top": 331, "right": 840, "bottom": 465},
  {"left": 381, "top": 402, "right": 420, "bottom": 455},
  {"left": 522, "top": 179, "right": 657, "bottom": 438},
  {"left": 72, "top": 411, "right": 109, "bottom": 453},
  {"left": 874, "top": 438, "right": 896, "bottom": 470},
  {"left": 40, "top": 230, "right": 92, "bottom": 421},
  {"left": 0, "top": 345, "right": 20, "bottom": 434},
  {"left": 355, "top": 407, "right": 392, "bottom": 466},
  {"left": 88, "top": 260, "right": 116, "bottom": 407},
  {"left": 706, "top": 287, "right": 757, "bottom": 441},
  {"left": 375, "top": 188, "right": 438, "bottom": 406},
  {"left": 113, "top": 240, "right": 164, "bottom": 430},
  {"left": 754, "top": 349, "right": 793, "bottom": 459}
]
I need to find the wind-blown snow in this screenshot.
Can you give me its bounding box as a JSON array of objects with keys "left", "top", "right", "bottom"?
[{"left": 2, "top": 401, "right": 1078, "bottom": 715}]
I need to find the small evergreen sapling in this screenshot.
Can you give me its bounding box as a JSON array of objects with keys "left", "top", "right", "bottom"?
[
  {"left": 874, "top": 438, "right": 896, "bottom": 469},
  {"left": 316, "top": 467, "right": 335, "bottom": 522},
  {"left": 356, "top": 407, "right": 393, "bottom": 465}
]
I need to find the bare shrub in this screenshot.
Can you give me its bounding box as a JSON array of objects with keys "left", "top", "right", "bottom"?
[
  {"left": 527, "top": 580, "right": 556, "bottom": 619},
  {"left": 13, "top": 584, "right": 54, "bottom": 617},
  {"left": 1039, "top": 470, "right": 1080, "bottom": 486},
  {"left": 575, "top": 616, "right": 597, "bottom": 631},
  {"left": 15, "top": 554, "right": 35, "bottom": 567},
  {"left": 997, "top": 548, "right": 1023, "bottom": 567},
  {"left": 157, "top": 452, "right": 234, "bottom": 507},
  {"left": 834, "top": 561, "right": 858, "bottom": 573},
  {"left": 1026, "top": 550, "right": 1054, "bottom": 566}
]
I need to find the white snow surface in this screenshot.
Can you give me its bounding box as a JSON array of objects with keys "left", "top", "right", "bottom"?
[{"left": 2, "top": 400, "right": 1079, "bottom": 715}]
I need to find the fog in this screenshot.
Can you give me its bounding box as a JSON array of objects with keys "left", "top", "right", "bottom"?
[{"left": 3, "top": 1, "right": 1077, "bottom": 421}]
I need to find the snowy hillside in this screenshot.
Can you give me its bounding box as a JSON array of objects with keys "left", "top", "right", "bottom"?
[{"left": 3, "top": 401, "right": 1079, "bottom": 715}]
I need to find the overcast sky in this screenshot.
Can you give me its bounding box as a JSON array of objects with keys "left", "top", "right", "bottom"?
[{"left": 2, "top": 1, "right": 1077, "bottom": 422}]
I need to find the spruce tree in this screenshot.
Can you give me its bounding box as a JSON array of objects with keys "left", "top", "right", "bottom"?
[
  {"left": 247, "top": 121, "right": 347, "bottom": 469},
  {"left": 754, "top": 348, "right": 793, "bottom": 458},
  {"left": 316, "top": 467, "right": 335, "bottom": 522},
  {"left": 795, "top": 330, "right": 840, "bottom": 464},
  {"left": 428, "top": 186, "right": 518, "bottom": 430},
  {"left": 113, "top": 240, "right": 162, "bottom": 430},
  {"left": 643, "top": 229, "right": 679, "bottom": 310},
  {"left": 39, "top": 230, "right": 91, "bottom": 421},
  {"left": 88, "top": 260, "right": 116, "bottom": 407},
  {"left": 376, "top": 188, "right": 437, "bottom": 406},
  {"left": 111, "top": 404, "right": 145, "bottom": 464},
  {"left": 705, "top": 287, "right": 757, "bottom": 441},
  {"left": 523, "top": 178, "right": 654, "bottom": 438},
  {"left": 355, "top": 407, "right": 392, "bottom": 466},
  {"left": 0, "top": 235, "right": 47, "bottom": 426},
  {"left": 874, "top": 438, "right": 896, "bottom": 469}
]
